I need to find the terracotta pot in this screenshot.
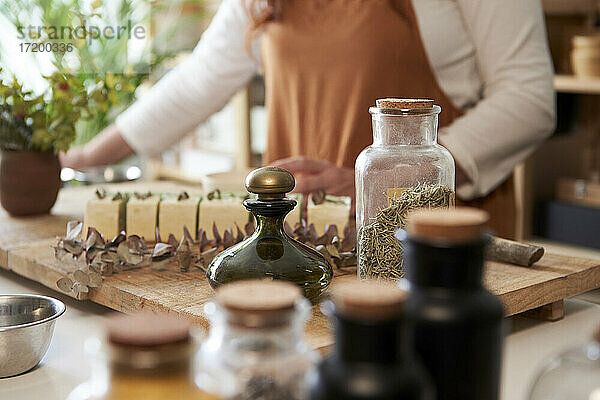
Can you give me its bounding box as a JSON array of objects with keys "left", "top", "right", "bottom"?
[{"left": 0, "top": 150, "right": 61, "bottom": 216}]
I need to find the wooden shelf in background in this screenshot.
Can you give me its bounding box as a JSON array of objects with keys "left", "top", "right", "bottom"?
[{"left": 555, "top": 74, "right": 600, "bottom": 94}]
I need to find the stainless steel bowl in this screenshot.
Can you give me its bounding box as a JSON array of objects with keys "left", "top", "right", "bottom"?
[{"left": 0, "top": 294, "right": 66, "bottom": 378}]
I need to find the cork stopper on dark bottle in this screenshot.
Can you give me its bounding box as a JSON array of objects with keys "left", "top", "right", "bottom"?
[
  {"left": 376, "top": 98, "right": 434, "bottom": 109},
  {"left": 329, "top": 280, "right": 408, "bottom": 321},
  {"left": 104, "top": 313, "right": 191, "bottom": 347},
  {"left": 406, "top": 207, "right": 490, "bottom": 244}
]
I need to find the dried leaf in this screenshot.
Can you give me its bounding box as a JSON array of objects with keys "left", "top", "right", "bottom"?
[
  {"left": 73, "top": 269, "right": 90, "bottom": 285},
  {"left": 244, "top": 221, "right": 256, "bottom": 237},
  {"left": 136, "top": 255, "right": 152, "bottom": 268},
  {"left": 117, "top": 241, "right": 130, "bottom": 262},
  {"left": 234, "top": 224, "right": 245, "bottom": 244},
  {"left": 95, "top": 187, "right": 106, "bottom": 199},
  {"left": 108, "top": 232, "right": 126, "bottom": 248},
  {"left": 152, "top": 242, "right": 173, "bottom": 258},
  {"left": 56, "top": 277, "right": 73, "bottom": 292},
  {"left": 207, "top": 189, "right": 221, "bottom": 200},
  {"left": 112, "top": 192, "right": 123, "bottom": 201},
  {"left": 223, "top": 229, "right": 234, "bottom": 249},
  {"left": 326, "top": 243, "right": 341, "bottom": 259},
  {"left": 99, "top": 261, "right": 113, "bottom": 276},
  {"left": 85, "top": 246, "right": 101, "bottom": 265},
  {"left": 334, "top": 252, "right": 357, "bottom": 268},
  {"left": 341, "top": 223, "right": 356, "bottom": 252},
  {"left": 100, "top": 250, "right": 118, "bottom": 264},
  {"left": 62, "top": 239, "right": 84, "bottom": 258},
  {"left": 72, "top": 282, "right": 89, "bottom": 299},
  {"left": 306, "top": 224, "right": 318, "bottom": 244},
  {"left": 66, "top": 221, "right": 83, "bottom": 241},
  {"left": 126, "top": 235, "right": 144, "bottom": 253},
  {"left": 178, "top": 191, "right": 190, "bottom": 201},
  {"left": 183, "top": 225, "right": 195, "bottom": 244},
  {"left": 198, "top": 229, "right": 211, "bottom": 252},
  {"left": 129, "top": 253, "right": 144, "bottom": 265},
  {"left": 284, "top": 222, "right": 294, "bottom": 237},
  {"left": 53, "top": 245, "right": 68, "bottom": 261},
  {"left": 133, "top": 191, "right": 152, "bottom": 200},
  {"left": 88, "top": 272, "right": 103, "bottom": 288},
  {"left": 212, "top": 222, "right": 222, "bottom": 244},
  {"left": 167, "top": 234, "right": 178, "bottom": 248},
  {"left": 332, "top": 235, "right": 340, "bottom": 249},
  {"left": 200, "top": 248, "right": 218, "bottom": 266},
  {"left": 176, "top": 239, "right": 193, "bottom": 272},
  {"left": 311, "top": 191, "right": 326, "bottom": 205},
  {"left": 85, "top": 229, "right": 104, "bottom": 250}
]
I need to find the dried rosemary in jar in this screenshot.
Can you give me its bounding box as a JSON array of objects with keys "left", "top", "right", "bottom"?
[
  {"left": 358, "top": 183, "right": 454, "bottom": 280},
  {"left": 356, "top": 98, "right": 456, "bottom": 281}
]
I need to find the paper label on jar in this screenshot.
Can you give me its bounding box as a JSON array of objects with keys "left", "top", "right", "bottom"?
[
  {"left": 386, "top": 188, "right": 456, "bottom": 208},
  {"left": 386, "top": 188, "right": 407, "bottom": 206}
]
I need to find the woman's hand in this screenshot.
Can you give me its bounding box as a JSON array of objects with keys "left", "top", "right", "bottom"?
[
  {"left": 59, "top": 124, "right": 134, "bottom": 169},
  {"left": 272, "top": 156, "right": 354, "bottom": 197}
]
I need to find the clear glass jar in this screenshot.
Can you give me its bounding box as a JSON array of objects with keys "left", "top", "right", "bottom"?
[
  {"left": 355, "top": 98, "right": 455, "bottom": 281},
  {"left": 529, "top": 335, "right": 600, "bottom": 400},
  {"left": 67, "top": 314, "right": 219, "bottom": 400},
  {"left": 196, "top": 280, "right": 319, "bottom": 399}
]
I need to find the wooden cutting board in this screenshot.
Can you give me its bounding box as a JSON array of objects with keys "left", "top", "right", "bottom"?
[{"left": 1, "top": 182, "right": 600, "bottom": 350}]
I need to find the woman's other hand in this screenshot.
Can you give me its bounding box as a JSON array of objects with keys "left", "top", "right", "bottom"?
[{"left": 272, "top": 156, "right": 354, "bottom": 197}]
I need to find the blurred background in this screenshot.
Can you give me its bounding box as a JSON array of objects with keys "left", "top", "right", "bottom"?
[{"left": 1, "top": 0, "right": 600, "bottom": 248}]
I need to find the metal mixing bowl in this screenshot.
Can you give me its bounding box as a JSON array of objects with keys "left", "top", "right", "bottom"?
[{"left": 0, "top": 294, "right": 66, "bottom": 378}]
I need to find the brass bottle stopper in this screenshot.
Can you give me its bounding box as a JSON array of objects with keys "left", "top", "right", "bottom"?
[{"left": 245, "top": 166, "right": 295, "bottom": 201}]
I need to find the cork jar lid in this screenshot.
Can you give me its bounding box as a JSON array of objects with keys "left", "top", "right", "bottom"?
[
  {"left": 215, "top": 280, "right": 303, "bottom": 327},
  {"left": 376, "top": 98, "right": 434, "bottom": 110},
  {"left": 329, "top": 280, "right": 408, "bottom": 321},
  {"left": 406, "top": 207, "right": 489, "bottom": 244},
  {"left": 105, "top": 313, "right": 191, "bottom": 347}
]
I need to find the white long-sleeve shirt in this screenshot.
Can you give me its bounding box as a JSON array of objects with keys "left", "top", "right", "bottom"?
[{"left": 116, "top": 0, "right": 555, "bottom": 200}]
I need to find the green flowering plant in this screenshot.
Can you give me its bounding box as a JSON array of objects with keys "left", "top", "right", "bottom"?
[{"left": 0, "top": 70, "right": 90, "bottom": 153}]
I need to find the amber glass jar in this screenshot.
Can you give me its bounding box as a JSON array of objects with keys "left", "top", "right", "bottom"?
[
  {"left": 67, "top": 313, "right": 219, "bottom": 400},
  {"left": 196, "top": 280, "right": 319, "bottom": 400},
  {"left": 206, "top": 167, "right": 333, "bottom": 301},
  {"left": 355, "top": 98, "right": 455, "bottom": 281}
]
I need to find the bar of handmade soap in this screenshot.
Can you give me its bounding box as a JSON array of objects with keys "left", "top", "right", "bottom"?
[
  {"left": 286, "top": 193, "right": 302, "bottom": 226},
  {"left": 84, "top": 195, "right": 126, "bottom": 240},
  {"left": 126, "top": 194, "right": 160, "bottom": 241},
  {"left": 158, "top": 194, "right": 199, "bottom": 241},
  {"left": 306, "top": 194, "right": 352, "bottom": 235},
  {"left": 198, "top": 195, "right": 250, "bottom": 238}
]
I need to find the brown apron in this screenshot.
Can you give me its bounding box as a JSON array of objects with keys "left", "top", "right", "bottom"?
[{"left": 261, "top": 0, "right": 516, "bottom": 238}]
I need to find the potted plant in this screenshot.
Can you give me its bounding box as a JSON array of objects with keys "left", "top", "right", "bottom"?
[{"left": 0, "top": 71, "right": 89, "bottom": 216}]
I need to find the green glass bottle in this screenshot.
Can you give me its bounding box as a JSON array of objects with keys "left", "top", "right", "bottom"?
[{"left": 206, "top": 167, "right": 333, "bottom": 302}]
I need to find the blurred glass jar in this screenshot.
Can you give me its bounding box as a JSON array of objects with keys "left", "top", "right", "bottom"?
[
  {"left": 529, "top": 330, "right": 600, "bottom": 400},
  {"left": 67, "top": 313, "right": 219, "bottom": 400},
  {"left": 355, "top": 98, "right": 455, "bottom": 281},
  {"left": 196, "top": 280, "right": 319, "bottom": 400}
]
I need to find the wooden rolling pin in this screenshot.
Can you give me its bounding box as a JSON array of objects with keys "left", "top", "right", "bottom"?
[{"left": 486, "top": 237, "right": 544, "bottom": 267}]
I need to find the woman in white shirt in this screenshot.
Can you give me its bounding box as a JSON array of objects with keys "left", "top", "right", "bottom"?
[{"left": 61, "top": 0, "right": 555, "bottom": 238}]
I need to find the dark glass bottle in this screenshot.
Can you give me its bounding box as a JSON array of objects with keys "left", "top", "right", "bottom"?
[
  {"left": 403, "top": 208, "right": 504, "bottom": 400},
  {"left": 206, "top": 167, "right": 333, "bottom": 302},
  {"left": 308, "top": 280, "right": 434, "bottom": 400}
]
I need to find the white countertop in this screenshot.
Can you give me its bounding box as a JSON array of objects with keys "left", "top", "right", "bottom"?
[{"left": 1, "top": 241, "right": 600, "bottom": 400}]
